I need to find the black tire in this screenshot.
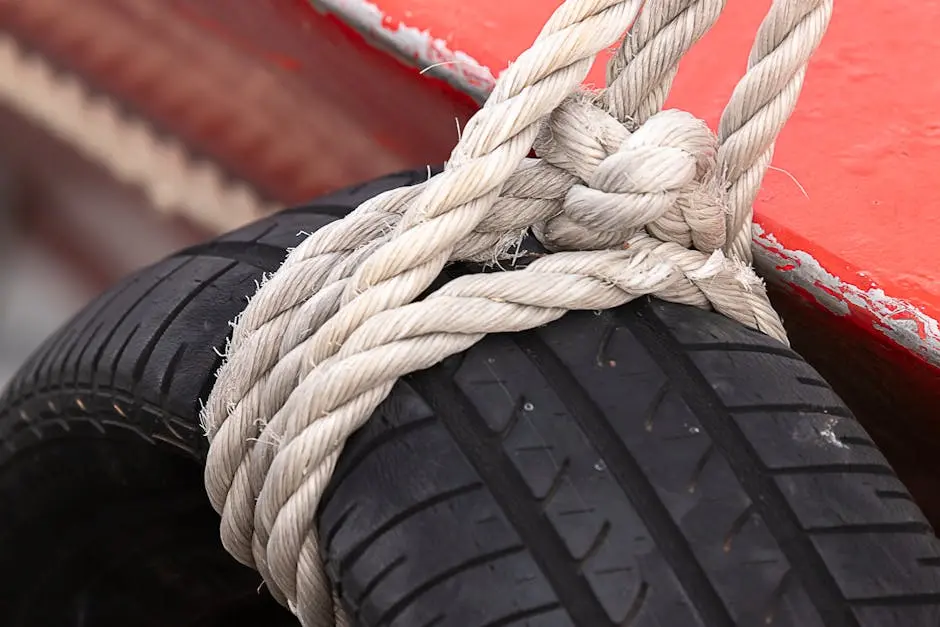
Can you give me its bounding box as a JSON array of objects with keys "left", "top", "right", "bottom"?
[{"left": 2, "top": 171, "right": 939, "bottom": 627}]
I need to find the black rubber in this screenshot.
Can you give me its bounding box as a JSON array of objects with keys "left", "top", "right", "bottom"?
[{"left": 2, "top": 171, "right": 940, "bottom": 627}]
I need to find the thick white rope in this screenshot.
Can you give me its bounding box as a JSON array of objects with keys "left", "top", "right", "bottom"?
[{"left": 201, "top": 0, "right": 834, "bottom": 624}]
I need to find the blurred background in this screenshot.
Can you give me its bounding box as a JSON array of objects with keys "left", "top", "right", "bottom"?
[
  {"left": 0, "top": 0, "right": 474, "bottom": 388},
  {"left": 0, "top": 103, "right": 206, "bottom": 388}
]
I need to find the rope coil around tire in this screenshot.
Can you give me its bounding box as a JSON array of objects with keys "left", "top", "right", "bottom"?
[{"left": 201, "top": 0, "right": 834, "bottom": 624}]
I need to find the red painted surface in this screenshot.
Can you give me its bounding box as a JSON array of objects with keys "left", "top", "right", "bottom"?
[
  {"left": 358, "top": 0, "right": 940, "bottom": 341},
  {"left": 171, "top": 3, "right": 305, "bottom": 73}
]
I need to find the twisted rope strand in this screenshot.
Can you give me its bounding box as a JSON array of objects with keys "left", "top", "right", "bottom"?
[
  {"left": 202, "top": 1, "right": 834, "bottom": 624},
  {"left": 717, "top": 0, "right": 834, "bottom": 261},
  {"left": 207, "top": 2, "right": 649, "bottom": 622},
  {"left": 253, "top": 5, "right": 648, "bottom": 617},
  {"left": 606, "top": 0, "right": 726, "bottom": 126}
]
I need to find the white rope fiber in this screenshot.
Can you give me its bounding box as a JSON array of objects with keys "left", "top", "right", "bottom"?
[{"left": 201, "top": 0, "right": 834, "bottom": 624}]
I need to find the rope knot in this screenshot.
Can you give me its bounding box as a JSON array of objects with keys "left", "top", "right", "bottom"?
[
  {"left": 533, "top": 95, "right": 728, "bottom": 254},
  {"left": 200, "top": 1, "right": 834, "bottom": 624}
]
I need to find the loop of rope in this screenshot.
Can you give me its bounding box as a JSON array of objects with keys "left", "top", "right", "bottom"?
[{"left": 201, "top": 1, "right": 833, "bottom": 624}]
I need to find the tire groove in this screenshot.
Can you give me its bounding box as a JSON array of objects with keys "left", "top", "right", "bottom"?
[
  {"left": 763, "top": 568, "right": 796, "bottom": 626},
  {"left": 88, "top": 258, "right": 197, "bottom": 397},
  {"left": 175, "top": 240, "right": 286, "bottom": 273},
  {"left": 159, "top": 343, "right": 189, "bottom": 406},
  {"left": 624, "top": 308, "right": 861, "bottom": 627},
  {"left": 4, "top": 175, "right": 935, "bottom": 626},
  {"left": 354, "top": 555, "right": 406, "bottom": 612},
  {"left": 321, "top": 416, "right": 438, "bottom": 514},
  {"left": 838, "top": 436, "right": 877, "bottom": 449},
  {"left": 155, "top": 343, "right": 190, "bottom": 442},
  {"left": 125, "top": 262, "right": 236, "bottom": 432},
  {"left": 131, "top": 261, "right": 238, "bottom": 384},
  {"left": 323, "top": 501, "right": 360, "bottom": 555},
  {"left": 108, "top": 324, "right": 139, "bottom": 390},
  {"left": 373, "top": 546, "right": 527, "bottom": 627},
  {"left": 622, "top": 581, "right": 650, "bottom": 626},
  {"left": 70, "top": 321, "right": 106, "bottom": 393},
  {"left": 417, "top": 614, "right": 445, "bottom": 627},
  {"left": 49, "top": 275, "right": 141, "bottom": 389},
  {"left": 681, "top": 342, "right": 802, "bottom": 361},
  {"left": 28, "top": 325, "right": 68, "bottom": 393},
  {"left": 411, "top": 371, "right": 609, "bottom": 626},
  {"left": 516, "top": 331, "right": 733, "bottom": 627},
  {"left": 55, "top": 325, "right": 88, "bottom": 391},
  {"left": 0, "top": 386, "right": 207, "bottom": 461},
  {"left": 480, "top": 602, "right": 563, "bottom": 627},
  {"left": 337, "top": 482, "right": 485, "bottom": 580},
  {"left": 876, "top": 490, "right": 916, "bottom": 503},
  {"left": 796, "top": 376, "right": 831, "bottom": 389}
]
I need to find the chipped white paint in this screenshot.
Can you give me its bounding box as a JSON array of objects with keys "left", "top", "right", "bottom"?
[
  {"left": 309, "top": 0, "right": 496, "bottom": 102},
  {"left": 817, "top": 417, "right": 848, "bottom": 449},
  {"left": 314, "top": 0, "right": 940, "bottom": 370},
  {"left": 791, "top": 414, "right": 847, "bottom": 450},
  {"left": 754, "top": 224, "right": 940, "bottom": 368}
]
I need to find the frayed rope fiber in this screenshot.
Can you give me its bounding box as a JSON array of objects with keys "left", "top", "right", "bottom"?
[{"left": 200, "top": 0, "right": 833, "bottom": 624}]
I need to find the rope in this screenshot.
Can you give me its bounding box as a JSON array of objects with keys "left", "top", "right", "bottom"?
[
  {"left": 0, "top": 34, "right": 276, "bottom": 234},
  {"left": 201, "top": 0, "right": 834, "bottom": 624}
]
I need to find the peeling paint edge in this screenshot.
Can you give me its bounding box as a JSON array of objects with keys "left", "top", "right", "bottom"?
[
  {"left": 313, "top": 0, "right": 940, "bottom": 371},
  {"left": 753, "top": 225, "right": 940, "bottom": 369},
  {"left": 308, "top": 0, "right": 496, "bottom": 103}
]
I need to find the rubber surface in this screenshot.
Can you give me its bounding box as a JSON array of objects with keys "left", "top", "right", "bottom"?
[
  {"left": 1, "top": 171, "right": 939, "bottom": 627},
  {"left": 0, "top": 173, "right": 418, "bottom": 626}
]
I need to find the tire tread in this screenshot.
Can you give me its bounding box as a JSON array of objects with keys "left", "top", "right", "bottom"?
[{"left": 1, "top": 170, "right": 937, "bottom": 627}]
